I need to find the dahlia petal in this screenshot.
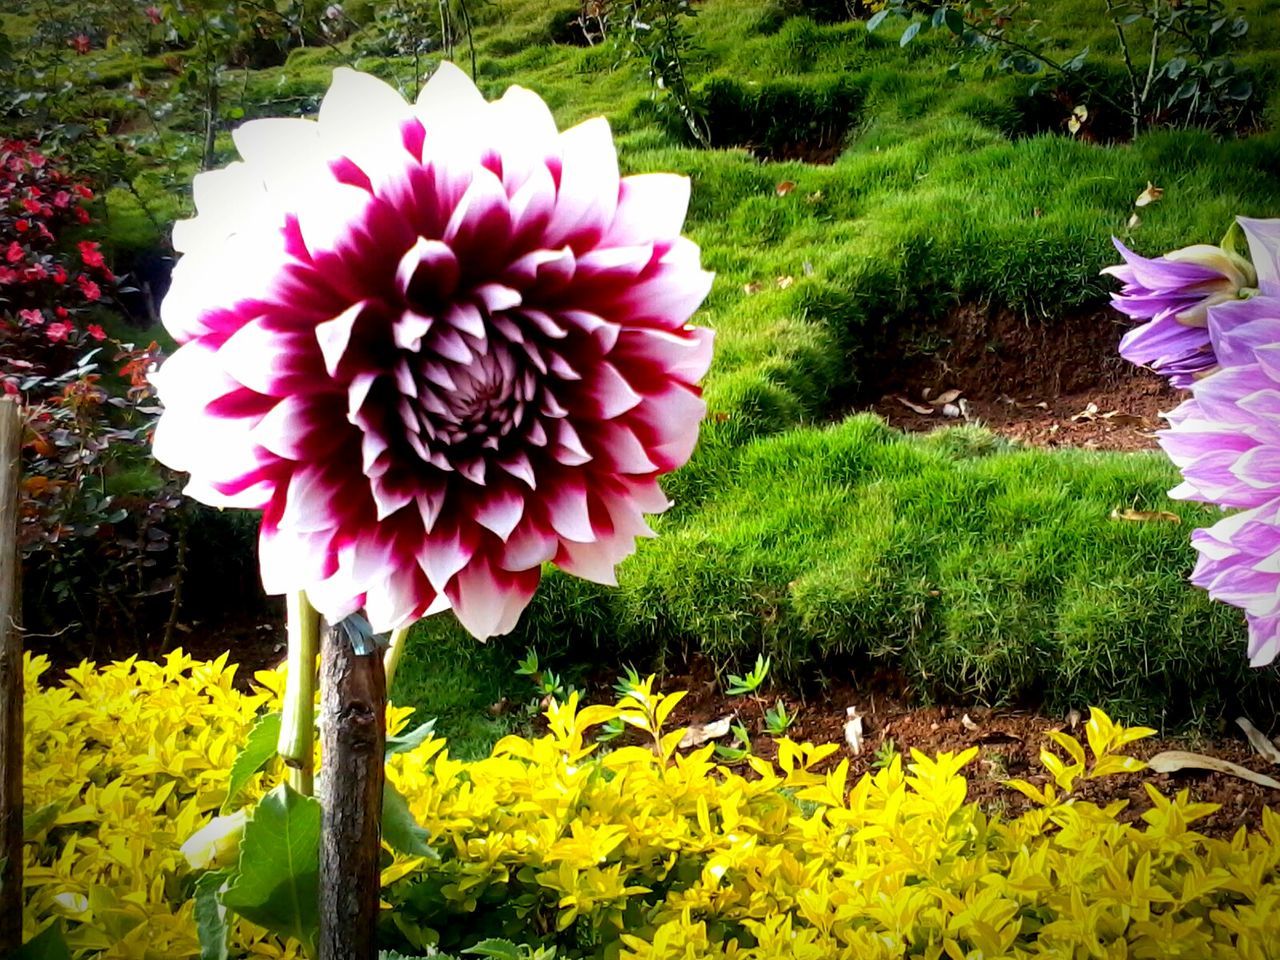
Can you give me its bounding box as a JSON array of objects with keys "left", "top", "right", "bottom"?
[
  {"left": 252, "top": 396, "right": 338, "bottom": 461},
  {"left": 1240, "top": 217, "right": 1280, "bottom": 295},
  {"left": 498, "top": 450, "right": 536, "bottom": 488},
  {"left": 1231, "top": 447, "right": 1280, "bottom": 490},
  {"left": 546, "top": 478, "right": 594, "bottom": 542},
  {"left": 488, "top": 84, "right": 560, "bottom": 194},
  {"left": 583, "top": 362, "right": 643, "bottom": 419},
  {"left": 280, "top": 464, "right": 347, "bottom": 534},
  {"left": 397, "top": 237, "right": 460, "bottom": 303},
  {"left": 605, "top": 173, "right": 691, "bottom": 247},
  {"left": 508, "top": 163, "right": 557, "bottom": 241},
  {"left": 445, "top": 558, "right": 538, "bottom": 640},
  {"left": 419, "top": 522, "right": 478, "bottom": 593},
  {"left": 258, "top": 522, "right": 338, "bottom": 595},
  {"left": 617, "top": 326, "right": 716, "bottom": 385},
  {"left": 611, "top": 239, "right": 715, "bottom": 329},
  {"left": 1247, "top": 614, "right": 1280, "bottom": 666},
  {"left": 295, "top": 182, "right": 376, "bottom": 260},
  {"left": 233, "top": 118, "right": 327, "bottom": 207},
  {"left": 474, "top": 485, "right": 526, "bottom": 540},
  {"left": 501, "top": 522, "right": 558, "bottom": 570},
  {"left": 318, "top": 68, "right": 416, "bottom": 192},
  {"left": 443, "top": 167, "right": 513, "bottom": 261},
  {"left": 545, "top": 117, "right": 619, "bottom": 249},
  {"left": 1108, "top": 238, "right": 1226, "bottom": 290},
  {"left": 176, "top": 162, "right": 275, "bottom": 255},
  {"left": 415, "top": 61, "right": 488, "bottom": 137}
]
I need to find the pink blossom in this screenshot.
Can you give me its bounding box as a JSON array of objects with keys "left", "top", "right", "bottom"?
[
  {"left": 151, "top": 65, "right": 714, "bottom": 637},
  {"left": 18, "top": 308, "right": 43, "bottom": 326},
  {"left": 45, "top": 321, "right": 71, "bottom": 342},
  {"left": 86, "top": 323, "right": 107, "bottom": 341}
]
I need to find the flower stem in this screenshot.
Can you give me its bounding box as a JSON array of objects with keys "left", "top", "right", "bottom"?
[
  {"left": 279, "top": 591, "right": 320, "bottom": 795},
  {"left": 382, "top": 624, "right": 412, "bottom": 692}
]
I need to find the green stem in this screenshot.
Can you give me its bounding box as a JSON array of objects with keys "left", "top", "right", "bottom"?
[
  {"left": 278, "top": 592, "right": 320, "bottom": 795},
  {"left": 382, "top": 624, "right": 413, "bottom": 693}
]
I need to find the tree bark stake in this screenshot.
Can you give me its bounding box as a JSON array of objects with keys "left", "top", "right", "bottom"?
[
  {"left": 0, "top": 398, "right": 23, "bottom": 954},
  {"left": 318, "top": 620, "right": 385, "bottom": 960}
]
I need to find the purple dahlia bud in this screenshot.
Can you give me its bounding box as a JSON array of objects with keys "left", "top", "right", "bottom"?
[{"left": 1104, "top": 239, "right": 1256, "bottom": 389}]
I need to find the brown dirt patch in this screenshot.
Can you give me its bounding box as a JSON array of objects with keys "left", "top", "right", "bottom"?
[
  {"left": 867, "top": 304, "right": 1183, "bottom": 452},
  {"left": 645, "top": 657, "right": 1280, "bottom": 839}
]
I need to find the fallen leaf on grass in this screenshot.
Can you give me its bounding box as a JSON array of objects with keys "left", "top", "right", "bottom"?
[
  {"left": 932, "top": 388, "right": 962, "bottom": 405},
  {"left": 776, "top": 275, "right": 794, "bottom": 290},
  {"left": 743, "top": 281, "right": 762, "bottom": 295},
  {"left": 1147, "top": 750, "right": 1280, "bottom": 789},
  {"left": 1066, "top": 708, "right": 1081, "bottom": 730},
  {"left": 1236, "top": 717, "right": 1280, "bottom": 765},
  {"left": 1110, "top": 508, "right": 1181, "bottom": 523},
  {"left": 1071, "top": 402, "right": 1100, "bottom": 422},
  {"left": 1135, "top": 181, "right": 1164, "bottom": 207},
  {"left": 961, "top": 713, "right": 979, "bottom": 732},
  {"left": 845, "top": 706, "right": 864, "bottom": 755},
  {"left": 894, "top": 395, "right": 934, "bottom": 415},
  {"left": 1128, "top": 212, "right": 1142, "bottom": 229},
  {"left": 775, "top": 180, "right": 795, "bottom": 196},
  {"left": 678, "top": 714, "right": 736, "bottom": 749},
  {"left": 1067, "top": 104, "right": 1089, "bottom": 135}
]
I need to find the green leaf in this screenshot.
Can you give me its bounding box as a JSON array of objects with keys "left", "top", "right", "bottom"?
[
  {"left": 223, "top": 711, "right": 281, "bottom": 813},
  {"left": 943, "top": 8, "right": 964, "bottom": 35},
  {"left": 464, "top": 940, "right": 523, "bottom": 960},
  {"left": 194, "top": 870, "right": 231, "bottom": 960},
  {"left": 15, "top": 921, "right": 72, "bottom": 960},
  {"left": 23, "top": 800, "right": 62, "bottom": 838},
  {"left": 866, "top": 9, "right": 890, "bottom": 31},
  {"left": 221, "top": 784, "right": 320, "bottom": 955},
  {"left": 382, "top": 780, "right": 437, "bottom": 859},
  {"left": 386, "top": 718, "right": 437, "bottom": 757},
  {"left": 1165, "top": 56, "right": 1188, "bottom": 80},
  {"left": 900, "top": 20, "right": 922, "bottom": 46}
]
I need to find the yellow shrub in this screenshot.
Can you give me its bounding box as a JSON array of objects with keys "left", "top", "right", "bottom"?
[{"left": 21, "top": 654, "right": 1280, "bottom": 959}]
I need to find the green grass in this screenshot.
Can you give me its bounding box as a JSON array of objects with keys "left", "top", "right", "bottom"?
[
  {"left": 8, "top": 0, "right": 1280, "bottom": 728},
  {"left": 387, "top": 620, "right": 531, "bottom": 759}
]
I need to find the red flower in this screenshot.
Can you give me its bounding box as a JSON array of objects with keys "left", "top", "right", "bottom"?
[
  {"left": 5, "top": 242, "right": 22, "bottom": 264},
  {"left": 70, "top": 34, "right": 92, "bottom": 55},
  {"left": 18, "top": 308, "right": 43, "bottom": 326},
  {"left": 22, "top": 198, "right": 41, "bottom": 214},
  {"left": 75, "top": 208, "right": 90, "bottom": 224},
  {"left": 53, "top": 190, "right": 71, "bottom": 208},
  {"left": 28, "top": 152, "right": 45, "bottom": 169},
  {"left": 2, "top": 380, "right": 17, "bottom": 398},
  {"left": 45, "top": 322, "right": 72, "bottom": 342},
  {"left": 51, "top": 265, "right": 67, "bottom": 284},
  {"left": 78, "top": 276, "right": 102, "bottom": 301},
  {"left": 145, "top": 5, "right": 163, "bottom": 24},
  {"left": 54, "top": 307, "right": 69, "bottom": 319},
  {"left": 78, "top": 240, "right": 106, "bottom": 270},
  {"left": 14, "top": 219, "right": 29, "bottom": 234},
  {"left": 73, "top": 184, "right": 93, "bottom": 199},
  {"left": 86, "top": 323, "right": 107, "bottom": 341},
  {"left": 0, "top": 267, "right": 17, "bottom": 284}
]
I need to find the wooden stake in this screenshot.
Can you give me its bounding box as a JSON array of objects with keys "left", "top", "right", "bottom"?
[
  {"left": 318, "top": 621, "right": 385, "bottom": 960},
  {"left": 0, "top": 398, "right": 23, "bottom": 954}
]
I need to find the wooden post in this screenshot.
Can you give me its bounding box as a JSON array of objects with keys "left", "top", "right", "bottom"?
[
  {"left": 0, "top": 398, "right": 23, "bottom": 954},
  {"left": 318, "top": 621, "right": 385, "bottom": 960}
]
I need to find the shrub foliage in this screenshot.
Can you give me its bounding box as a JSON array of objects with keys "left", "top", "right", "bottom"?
[{"left": 19, "top": 653, "right": 1280, "bottom": 958}]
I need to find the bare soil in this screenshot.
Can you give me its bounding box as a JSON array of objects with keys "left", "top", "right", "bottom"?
[
  {"left": 867, "top": 304, "right": 1182, "bottom": 452},
  {"left": 649, "top": 657, "right": 1280, "bottom": 839}
]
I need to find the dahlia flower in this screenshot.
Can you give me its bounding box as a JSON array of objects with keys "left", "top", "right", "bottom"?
[
  {"left": 1103, "top": 219, "right": 1280, "bottom": 387},
  {"left": 1154, "top": 277, "right": 1280, "bottom": 664},
  {"left": 152, "top": 64, "right": 714, "bottom": 638}
]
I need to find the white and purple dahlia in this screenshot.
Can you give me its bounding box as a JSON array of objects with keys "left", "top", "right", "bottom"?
[
  {"left": 1156, "top": 278, "right": 1280, "bottom": 664},
  {"left": 1103, "top": 218, "right": 1280, "bottom": 388},
  {"left": 151, "top": 64, "right": 714, "bottom": 638}
]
